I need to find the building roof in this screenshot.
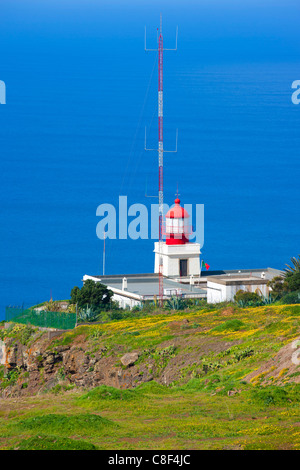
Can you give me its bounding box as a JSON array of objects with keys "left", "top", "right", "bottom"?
[
  {"left": 203, "top": 268, "right": 283, "bottom": 286},
  {"left": 83, "top": 267, "right": 282, "bottom": 300},
  {"left": 207, "top": 276, "right": 269, "bottom": 286},
  {"left": 200, "top": 267, "right": 282, "bottom": 281},
  {"left": 83, "top": 273, "right": 206, "bottom": 299},
  {"left": 165, "top": 198, "right": 190, "bottom": 219}
]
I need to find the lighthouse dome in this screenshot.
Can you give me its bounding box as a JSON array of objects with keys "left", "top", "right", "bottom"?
[
  {"left": 164, "top": 197, "right": 190, "bottom": 245},
  {"left": 165, "top": 198, "right": 190, "bottom": 219}
]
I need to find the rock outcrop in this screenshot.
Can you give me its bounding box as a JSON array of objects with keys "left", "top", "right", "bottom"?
[
  {"left": 120, "top": 352, "right": 139, "bottom": 367},
  {"left": 0, "top": 330, "right": 152, "bottom": 398},
  {"left": 244, "top": 337, "right": 300, "bottom": 386}
]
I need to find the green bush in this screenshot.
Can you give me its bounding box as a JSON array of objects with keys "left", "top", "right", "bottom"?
[
  {"left": 17, "top": 413, "right": 115, "bottom": 434},
  {"left": 212, "top": 319, "right": 245, "bottom": 332},
  {"left": 1, "top": 368, "right": 21, "bottom": 388},
  {"left": 234, "top": 290, "right": 262, "bottom": 306},
  {"left": 19, "top": 325, "right": 35, "bottom": 345},
  {"left": 77, "top": 305, "right": 99, "bottom": 323},
  {"left": 111, "top": 311, "right": 123, "bottom": 320},
  {"left": 78, "top": 381, "right": 171, "bottom": 404},
  {"left": 88, "top": 329, "right": 103, "bottom": 340},
  {"left": 135, "top": 381, "right": 171, "bottom": 396},
  {"left": 279, "top": 291, "right": 300, "bottom": 304},
  {"left": 78, "top": 385, "right": 135, "bottom": 401},
  {"left": 202, "top": 359, "right": 222, "bottom": 373},
  {"left": 250, "top": 385, "right": 300, "bottom": 407},
  {"left": 233, "top": 347, "right": 254, "bottom": 362},
  {"left": 165, "top": 296, "right": 188, "bottom": 310},
  {"left": 13, "top": 435, "right": 98, "bottom": 450}
]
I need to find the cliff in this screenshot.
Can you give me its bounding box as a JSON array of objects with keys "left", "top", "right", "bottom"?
[{"left": 1, "top": 304, "right": 300, "bottom": 398}]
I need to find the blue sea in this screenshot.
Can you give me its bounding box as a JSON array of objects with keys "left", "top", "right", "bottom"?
[{"left": 0, "top": 0, "right": 299, "bottom": 319}]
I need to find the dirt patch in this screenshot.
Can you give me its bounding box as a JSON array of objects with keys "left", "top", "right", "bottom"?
[
  {"left": 221, "top": 307, "right": 236, "bottom": 316},
  {"left": 244, "top": 337, "right": 300, "bottom": 385}
]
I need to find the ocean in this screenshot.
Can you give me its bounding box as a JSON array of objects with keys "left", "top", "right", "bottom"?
[{"left": 0, "top": 0, "right": 299, "bottom": 319}]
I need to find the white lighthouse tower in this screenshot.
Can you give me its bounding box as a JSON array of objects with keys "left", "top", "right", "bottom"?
[{"left": 154, "top": 195, "right": 201, "bottom": 278}]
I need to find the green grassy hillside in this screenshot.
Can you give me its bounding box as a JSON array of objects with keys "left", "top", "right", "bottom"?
[{"left": 0, "top": 304, "right": 299, "bottom": 450}]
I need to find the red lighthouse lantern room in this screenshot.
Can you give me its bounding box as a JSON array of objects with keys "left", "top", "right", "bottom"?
[{"left": 164, "top": 197, "right": 191, "bottom": 245}]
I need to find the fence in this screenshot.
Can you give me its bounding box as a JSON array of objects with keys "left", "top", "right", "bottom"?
[{"left": 5, "top": 307, "right": 76, "bottom": 330}]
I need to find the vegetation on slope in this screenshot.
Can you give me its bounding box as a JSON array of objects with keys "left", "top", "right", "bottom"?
[{"left": 0, "top": 303, "right": 299, "bottom": 450}]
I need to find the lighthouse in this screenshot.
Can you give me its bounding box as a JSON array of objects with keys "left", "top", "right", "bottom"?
[{"left": 154, "top": 196, "right": 201, "bottom": 278}]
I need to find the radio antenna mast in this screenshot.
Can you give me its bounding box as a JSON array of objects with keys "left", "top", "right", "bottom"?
[
  {"left": 145, "top": 14, "right": 178, "bottom": 307},
  {"left": 103, "top": 230, "right": 106, "bottom": 276}
]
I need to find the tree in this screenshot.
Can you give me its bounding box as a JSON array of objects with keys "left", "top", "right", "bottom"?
[
  {"left": 267, "top": 255, "right": 300, "bottom": 299},
  {"left": 70, "top": 286, "right": 80, "bottom": 305},
  {"left": 284, "top": 255, "right": 300, "bottom": 293},
  {"left": 284, "top": 272, "right": 300, "bottom": 293},
  {"left": 280, "top": 291, "right": 300, "bottom": 304},
  {"left": 70, "top": 280, "right": 113, "bottom": 309},
  {"left": 267, "top": 276, "right": 286, "bottom": 299},
  {"left": 285, "top": 255, "right": 300, "bottom": 275}
]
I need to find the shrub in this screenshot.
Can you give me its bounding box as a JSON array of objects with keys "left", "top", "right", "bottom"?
[
  {"left": 212, "top": 319, "right": 245, "bottom": 332},
  {"left": 1, "top": 368, "right": 21, "bottom": 388},
  {"left": 233, "top": 347, "right": 254, "bottom": 362},
  {"left": 88, "top": 329, "right": 103, "bottom": 340},
  {"left": 234, "top": 290, "right": 262, "bottom": 306},
  {"left": 202, "top": 359, "right": 222, "bottom": 373},
  {"left": 250, "top": 385, "right": 300, "bottom": 407},
  {"left": 19, "top": 325, "right": 35, "bottom": 345},
  {"left": 17, "top": 413, "right": 115, "bottom": 433},
  {"left": 135, "top": 381, "right": 170, "bottom": 395},
  {"left": 165, "top": 296, "right": 188, "bottom": 310},
  {"left": 110, "top": 311, "right": 123, "bottom": 320},
  {"left": 77, "top": 305, "right": 99, "bottom": 323},
  {"left": 78, "top": 385, "right": 135, "bottom": 401},
  {"left": 279, "top": 291, "right": 300, "bottom": 304},
  {"left": 13, "top": 435, "right": 98, "bottom": 450},
  {"left": 42, "top": 300, "right": 61, "bottom": 312}
]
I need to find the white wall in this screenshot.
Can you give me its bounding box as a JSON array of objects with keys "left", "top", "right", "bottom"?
[
  {"left": 82, "top": 275, "right": 142, "bottom": 310},
  {"left": 207, "top": 280, "right": 269, "bottom": 304},
  {"left": 112, "top": 292, "right": 141, "bottom": 310},
  {"left": 227, "top": 283, "right": 269, "bottom": 301},
  {"left": 207, "top": 281, "right": 227, "bottom": 303},
  {"left": 154, "top": 242, "right": 201, "bottom": 277}
]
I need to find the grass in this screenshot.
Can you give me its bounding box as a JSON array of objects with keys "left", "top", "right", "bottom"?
[
  {"left": 211, "top": 319, "right": 245, "bottom": 332},
  {"left": 0, "top": 303, "right": 300, "bottom": 450},
  {"left": 1, "top": 381, "right": 299, "bottom": 450},
  {"left": 15, "top": 413, "right": 116, "bottom": 435}
]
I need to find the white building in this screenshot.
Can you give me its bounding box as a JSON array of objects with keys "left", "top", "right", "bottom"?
[
  {"left": 84, "top": 194, "right": 283, "bottom": 308},
  {"left": 82, "top": 273, "right": 206, "bottom": 309},
  {"left": 206, "top": 272, "right": 277, "bottom": 304}
]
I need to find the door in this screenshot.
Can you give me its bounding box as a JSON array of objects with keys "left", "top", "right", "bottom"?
[{"left": 180, "top": 259, "right": 188, "bottom": 277}]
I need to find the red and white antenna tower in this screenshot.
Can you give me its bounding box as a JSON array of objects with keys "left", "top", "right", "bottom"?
[{"left": 145, "top": 14, "right": 178, "bottom": 307}]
